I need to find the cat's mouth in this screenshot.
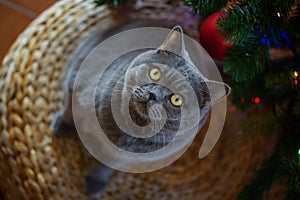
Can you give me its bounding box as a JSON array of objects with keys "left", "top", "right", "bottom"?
[{"left": 128, "top": 98, "right": 151, "bottom": 127}]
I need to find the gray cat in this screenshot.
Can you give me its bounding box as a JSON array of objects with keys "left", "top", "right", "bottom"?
[{"left": 51, "top": 20, "right": 230, "bottom": 197}]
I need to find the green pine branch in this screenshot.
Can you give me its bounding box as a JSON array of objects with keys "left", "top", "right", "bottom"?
[
  {"left": 217, "top": 0, "right": 299, "bottom": 81},
  {"left": 94, "top": 0, "right": 122, "bottom": 7},
  {"left": 224, "top": 38, "right": 268, "bottom": 81},
  {"left": 218, "top": 0, "right": 297, "bottom": 45},
  {"left": 184, "top": 0, "right": 228, "bottom": 17}
]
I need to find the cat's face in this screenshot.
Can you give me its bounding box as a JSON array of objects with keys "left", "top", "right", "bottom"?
[
  {"left": 122, "top": 55, "right": 206, "bottom": 126},
  {"left": 111, "top": 50, "right": 211, "bottom": 153}
]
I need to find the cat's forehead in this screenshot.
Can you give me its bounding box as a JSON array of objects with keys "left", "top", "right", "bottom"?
[
  {"left": 131, "top": 62, "right": 170, "bottom": 71},
  {"left": 129, "top": 49, "right": 182, "bottom": 68},
  {"left": 124, "top": 49, "right": 206, "bottom": 85}
]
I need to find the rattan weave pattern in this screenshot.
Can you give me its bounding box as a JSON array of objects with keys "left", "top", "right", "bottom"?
[{"left": 0, "top": 0, "right": 281, "bottom": 199}]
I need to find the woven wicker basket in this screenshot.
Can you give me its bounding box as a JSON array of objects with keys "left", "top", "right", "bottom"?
[{"left": 0, "top": 0, "right": 283, "bottom": 199}]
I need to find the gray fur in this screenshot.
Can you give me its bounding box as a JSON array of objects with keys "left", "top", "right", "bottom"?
[
  {"left": 94, "top": 49, "right": 211, "bottom": 154},
  {"left": 51, "top": 20, "right": 228, "bottom": 197}
]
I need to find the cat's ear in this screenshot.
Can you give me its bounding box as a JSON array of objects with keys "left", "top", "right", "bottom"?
[
  {"left": 202, "top": 80, "right": 231, "bottom": 106},
  {"left": 158, "top": 26, "right": 191, "bottom": 62}
]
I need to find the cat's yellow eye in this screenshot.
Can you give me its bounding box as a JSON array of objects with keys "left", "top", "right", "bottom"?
[
  {"left": 149, "top": 68, "right": 161, "bottom": 81},
  {"left": 170, "top": 94, "right": 183, "bottom": 107}
]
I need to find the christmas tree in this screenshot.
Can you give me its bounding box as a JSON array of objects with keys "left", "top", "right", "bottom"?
[{"left": 96, "top": 0, "right": 300, "bottom": 199}]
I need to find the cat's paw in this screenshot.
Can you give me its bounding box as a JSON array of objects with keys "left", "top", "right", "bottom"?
[
  {"left": 85, "top": 175, "right": 108, "bottom": 197},
  {"left": 51, "top": 110, "right": 76, "bottom": 136},
  {"left": 50, "top": 111, "right": 64, "bottom": 134}
]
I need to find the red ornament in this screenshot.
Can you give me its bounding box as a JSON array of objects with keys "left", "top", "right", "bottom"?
[
  {"left": 253, "top": 97, "right": 261, "bottom": 104},
  {"left": 199, "top": 11, "right": 233, "bottom": 61}
]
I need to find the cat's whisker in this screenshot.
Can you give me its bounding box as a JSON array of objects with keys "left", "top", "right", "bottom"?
[
  {"left": 112, "top": 90, "right": 131, "bottom": 95},
  {"left": 164, "top": 134, "right": 169, "bottom": 147},
  {"left": 114, "top": 82, "right": 134, "bottom": 90},
  {"left": 181, "top": 65, "right": 191, "bottom": 73},
  {"left": 164, "top": 70, "right": 177, "bottom": 81},
  {"left": 161, "top": 131, "right": 166, "bottom": 147},
  {"left": 157, "top": 77, "right": 169, "bottom": 86},
  {"left": 114, "top": 81, "right": 130, "bottom": 86},
  {"left": 165, "top": 117, "right": 179, "bottom": 121},
  {"left": 172, "top": 77, "right": 186, "bottom": 86},
  {"left": 156, "top": 133, "right": 160, "bottom": 149},
  {"left": 123, "top": 79, "right": 137, "bottom": 87}
]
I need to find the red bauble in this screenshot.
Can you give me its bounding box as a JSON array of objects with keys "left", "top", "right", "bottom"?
[{"left": 199, "top": 11, "right": 232, "bottom": 61}]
